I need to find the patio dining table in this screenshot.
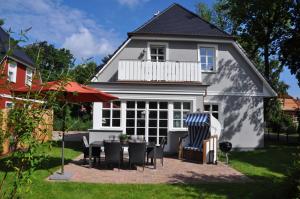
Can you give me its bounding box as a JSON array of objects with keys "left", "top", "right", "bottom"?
[{"left": 89, "top": 141, "right": 157, "bottom": 169}]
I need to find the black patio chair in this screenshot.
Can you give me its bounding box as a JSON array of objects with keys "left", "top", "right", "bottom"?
[
  {"left": 147, "top": 137, "right": 166, "bottom": 166},
  {"left": 128, "top": 141, "right": 146, "bottom": 170},
  {"left": 82, "top": 136, "right": 101, "bottom": 163},
  {"left": 103, "top": 140, "right": 122, "bottom": 170}
]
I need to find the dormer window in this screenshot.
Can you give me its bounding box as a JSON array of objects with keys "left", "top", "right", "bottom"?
[
  {"left": 147, "top": 42, "right": 169, "bottom": 62},
  {"left": 198, "top": 44, "right": 218, "bottom": 72},
  {"left": 8, "top": 61, "right": 17, "bottom": 83},
  {"left": 150, "top": 45, "right": 165, "bottom": 62},
  {"left": 26, "top": 68, "right": 33, "bottom": 86}
]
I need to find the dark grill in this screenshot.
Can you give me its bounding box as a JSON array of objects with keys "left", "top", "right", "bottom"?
[{"left": 219, "top": 142, "right": 232, "bottom": 153}]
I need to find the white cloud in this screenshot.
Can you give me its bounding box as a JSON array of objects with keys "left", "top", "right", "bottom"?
[
  {"left": 117, "top": 0, "right": 149, "bottom": 8},
  {"left": 63, "top": 28, "right": 113, "bottom": 59},
  {"left": 0, "top": 0, "right": 118, "bottom": 60}
]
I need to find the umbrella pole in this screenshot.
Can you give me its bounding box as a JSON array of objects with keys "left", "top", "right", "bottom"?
[
  {"left": 61, "top": 132, "right": 65, "bottom": 174},
  {"left": 61, "top": 104, "right": 67, "bottom": 174}
]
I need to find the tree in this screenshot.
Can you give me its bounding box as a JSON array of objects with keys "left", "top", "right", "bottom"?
[
  {"left": 0, "top": 29, "right": 69, "bottom": 197},
  {"left": 196, "top": 3, "right": 212, "bottom": 22},
  {"left": 0, "top": 19, "right": 4, "bottom": 26},
  {"left": 280, "top": 1, "right": 300, "bottom": 86},
  {"left": 218, "top": 0, "right": 297, "bottom": 123},
  {"left": 96, "top": 54, "right": 113, "bottom": 72},
  {"left": 196, "top": 0, "right": 295, "bottom": 123},
  {"left": 218, "top": 0, "right": 292, "bottom": 82},
  {"left": 195, "top": 1, "right": 233, "bottom": 33},
  {"left": 24, "top": 41, "right": 75, "bottom": 81},
  {"left": 71, "top": 62, "right": 97, "bottom": 84}
]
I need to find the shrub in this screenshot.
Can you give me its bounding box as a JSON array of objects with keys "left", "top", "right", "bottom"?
[
  {"left": 286, "top": 154, "right": 300, "bottom": 198},
  {"left": 270, "top": 113, "right": 296, "bottom": 134},
  {"left": 53, "top": 116, "right": 92, "bottom": 131}
]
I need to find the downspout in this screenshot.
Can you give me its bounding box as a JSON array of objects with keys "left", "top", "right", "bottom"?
[{"left": 202, "top": 87, "right": 207, "bottom": 112}]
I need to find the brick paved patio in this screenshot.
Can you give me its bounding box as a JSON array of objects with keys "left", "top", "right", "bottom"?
[{"left": 48, "top": 154, "right": 249, "bottom": 184}]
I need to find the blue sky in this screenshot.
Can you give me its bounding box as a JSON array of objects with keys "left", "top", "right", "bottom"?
[{"left": 0, "top": 0, "right": 299, "bottom": 98}]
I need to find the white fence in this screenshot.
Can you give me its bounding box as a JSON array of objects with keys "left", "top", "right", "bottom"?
[{"left": 118, "top": 60, "right": 202, "bottom": 82}]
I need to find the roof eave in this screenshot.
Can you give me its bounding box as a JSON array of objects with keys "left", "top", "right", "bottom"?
[
  {"left": 127, "top": 32, "right": 235, "bottom": 40},
  {"left": 7, "top": 55, "right": 35, "bottom": 69}
]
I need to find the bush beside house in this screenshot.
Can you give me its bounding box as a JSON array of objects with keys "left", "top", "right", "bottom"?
[{"left": 0, "top": 108, "right": 53, "bottom": 155}]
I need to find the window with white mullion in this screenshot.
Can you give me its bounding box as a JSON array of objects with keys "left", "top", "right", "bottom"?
[
  {"left": 134, "top": 102, "right": 137, "bottom": 136},
  {"left": 136, "top": 101, "right": 146, "bottom": 136},
  {"left": 102, "top": 101, "right": 121, "bottom": 127},
  {"left": 8, "top": 61, "right": 17, "bottom": 83},
  {"left": 126, "top": 101, "right": 146, "bottom": 136},
  {"left": 5, "top": 101, "right": 14, "bottom": 108},
  {"left": 26, "top": 68, "right": 33, "bottom": 86},
  {"left": 126, "top": 101, "right": 135, "bottom": 136},
  {"left": 182, "top": 102, "right": 191, "bottom": 127},
  {"left": 150, "top": 45, "right": 166, "bottom": 62},
  {"left": 199, "top": 47, "right": 215, "bottom": 71},
  {"left": 156, "top": 108, "right": 160, "bottom": 145},
  {"left": 204, "top": 103, "right": 219, "bottom": 120},
  {"left": 173, "top": 101, "right": 191, "bottom": 128},
  {"left": 145, "top": 102, "right": 149, "bottom": 142}
]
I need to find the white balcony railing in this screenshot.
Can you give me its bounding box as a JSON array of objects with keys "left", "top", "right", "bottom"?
[{"left": 118, "top": 60, "right": 202, "bottom": 82}]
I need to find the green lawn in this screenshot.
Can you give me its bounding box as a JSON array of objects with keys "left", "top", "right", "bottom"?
[{"left": 0, "top": 141, "right": 298, "bottom": 199}]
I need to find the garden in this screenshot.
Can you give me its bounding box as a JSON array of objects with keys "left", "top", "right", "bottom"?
[{"left": 0, "top": 139, "right": 298, "bottom": 199}]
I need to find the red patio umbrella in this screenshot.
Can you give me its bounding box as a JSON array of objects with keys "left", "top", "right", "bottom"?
[
  {"left": 14, "top": 81, "right": 117, "bottom": 103},
  {"left": 14, "top": 81, "right": 118, "bottom": 179}
]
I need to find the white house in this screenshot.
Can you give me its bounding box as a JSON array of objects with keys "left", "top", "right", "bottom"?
[{"left": 89, "top": 3, "right": 276, "bottom": 153}]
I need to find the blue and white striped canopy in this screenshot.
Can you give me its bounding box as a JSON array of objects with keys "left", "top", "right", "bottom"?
[{"left": 184, "top": 113, "right": 210, "bottom": 126}]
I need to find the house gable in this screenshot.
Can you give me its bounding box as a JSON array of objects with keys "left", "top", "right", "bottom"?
[{"left": 92, "top": 4, "right": 276, "bottom": 97}]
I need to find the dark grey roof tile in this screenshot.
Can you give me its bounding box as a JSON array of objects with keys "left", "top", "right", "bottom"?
[
  {"left": 128, "top": 3, "right": 233, "bottom": 39},
  {"left": 0, "top": 27, "right": 35, "bottom": 67}
]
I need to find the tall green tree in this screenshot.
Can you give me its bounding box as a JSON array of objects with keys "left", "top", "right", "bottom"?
[
  {"left": 218, "top": 0, "right": 292, "bottom": 82},
  {"left": 196, "top": 0, "right": 294, "bottom": 123},
  {"left": 71, "top": 61, "right": 97, "bottom": 84},
  {"left": 280, "top": 1, "right": 300, "bottom": 86},
  {"left": 24, "top": 41, "right": 75, "bottom": 81},
  {"left": 97, "top": 54, "right": 113, "bottom": 72},
  {"left": 196, "top": 1, "right": 233, "bottom": 33},
  {"left": 217, "top": 0, "right": 296, "bottom": 122},
  {"left": 196, "top": 3, "right": 213, "bottom": 22}
]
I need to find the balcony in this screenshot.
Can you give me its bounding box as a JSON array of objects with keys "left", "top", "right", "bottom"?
[{"left": 118, "top": 60, "right": 202, "bottom": 82}]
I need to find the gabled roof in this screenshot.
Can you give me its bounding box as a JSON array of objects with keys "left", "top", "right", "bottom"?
[
  {"left": 128, "top": 3, "right": 233, "bottom": 39},
  {"left": 0, "top": 27, "right": 35, "bottom": 67}
]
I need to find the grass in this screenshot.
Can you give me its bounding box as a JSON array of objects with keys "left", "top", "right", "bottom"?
[{"left": 0, "top": 140, "right": 298, "bottom": 199}]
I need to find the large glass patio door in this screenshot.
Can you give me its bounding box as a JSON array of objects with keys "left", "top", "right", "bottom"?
[
  {"left": 125, "top": 101, "right": 168, "bottom": 145},
  {"left": 148, "top": 101, "right": 168, "bottom": 145},
  {"left": 126, "top": 101, "right": 146, "bottom": 137}
]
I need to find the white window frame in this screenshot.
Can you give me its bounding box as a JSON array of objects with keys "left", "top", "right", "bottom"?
[
  {"left": 125, "top": 100, "right": 147, "bottom": 138},
  {"left": 147, "top": 42, "right": 169, "bottom": 62},
  {"left": 25, "top": 68, "right": 33, "bottom": 86},
  {"left": 101, "top": 101, "right": 121, "bottom": 128},
  {"left": 7, "top": 61, "right": 17, "bottom": 83},
  {"left": 203, "top": 102, "right": 222, "bottom": 125},
  {"left": 97, "top": 99, "right": 196, "bottom": 140},
  {"left": 5, "top": 101, "right": 14, "bottom": 108},
  {"left": 172, "top": 101, "right": 192, "bottom": 129},
  {"left": 197, "top": 44, "right": 218, "bottom": 72},
  {"left": 148, "top": 101, "right": 169, "bottom": 145}
]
